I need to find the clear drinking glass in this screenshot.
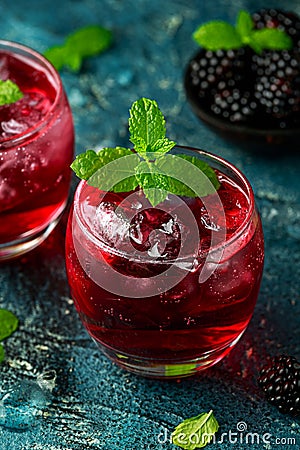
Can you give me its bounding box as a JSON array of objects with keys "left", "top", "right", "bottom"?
[
  {"left": 65, "top": 146, "right": 264, "bottom": 378},
  {"left": 0, "top": 40, "right": 74, "bottom": 260}
]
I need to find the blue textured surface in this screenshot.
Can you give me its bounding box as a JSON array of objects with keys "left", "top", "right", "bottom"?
[{"left": 0, "top": 1, "right": 300, "bottom": 449}]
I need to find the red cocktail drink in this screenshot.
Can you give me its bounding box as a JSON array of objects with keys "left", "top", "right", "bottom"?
[
  {"left": 66, "top": 146, "right": 264, "bottom": 378},
  {"left": 0, "top": 40, "right": 74, "bottom": 260}
]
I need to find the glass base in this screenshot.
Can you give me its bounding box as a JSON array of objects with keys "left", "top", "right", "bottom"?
[
  {"left": 0, "top": 216, "right": 61, "bottom": 261},
  {"left": 94, "top": 332, "right": 245, "bottom": 379}
]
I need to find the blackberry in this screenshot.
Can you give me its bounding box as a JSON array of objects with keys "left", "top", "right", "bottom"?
[
  {"left": 252, "top": 9, "right": 300, "bottom": 48},
  {"left": 186, "top": 47, "right": 250, "bottom": 98},
  {"left": 258, "top": 355, "right": 300, "bottom": 415},
  {"left": 185, "top": 9, "right": 300, "bottom": 133},
  {"left": 253, "top": 49, "right": 300, "bottom": 127},
  {"left": 210, "top": 87, "right": 257, "bottom": 123},
  {"left": 186, "top": 47, "right": 257, "bottom": 123}
]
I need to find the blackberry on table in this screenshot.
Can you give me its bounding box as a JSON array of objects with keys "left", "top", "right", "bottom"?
[{"left": 258, "top": 355, "right": 300, "bottom": 416}]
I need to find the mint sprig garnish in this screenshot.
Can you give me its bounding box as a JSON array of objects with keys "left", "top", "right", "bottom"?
[
  {"left": 44, "top": 25, "right": 113, "bottom": 72},
  {"left": 72, "top": 147, "right": 140, "bottom": 193},
  {"left": 135, "top": 160, "right": 170, "bottom": 207},
  {"left": 172, "top": 410, "right": 219, "bottom": 449},
  {"left": 129, "top": 98, "right": 176, "bottom": 157},
  {"left": 193, "top": 10, "right": 293, "bottom": 53},
  {"left": 156, "top": 154, "right": 220, "bottom": 198},
  {"left": 71, "top": 98, "right": 220, "bottom": 206},
  {"left": 0, "top": 80, "right": 23, "bottom": 106},
  {"left": 0, "top": 309, "right": 19, "bottom": 364}
]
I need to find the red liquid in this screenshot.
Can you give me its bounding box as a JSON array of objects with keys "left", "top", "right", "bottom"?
[
  {"left": 0, "top": 49, "right": 74, "bottom": 245},
  {"left": 65, "top": 170, "right": 264, "bottom": 370}
]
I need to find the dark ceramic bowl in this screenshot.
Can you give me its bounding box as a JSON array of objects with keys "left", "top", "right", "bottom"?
[{"left": 184, "top": 49, "right": 300, "bottom": 148}]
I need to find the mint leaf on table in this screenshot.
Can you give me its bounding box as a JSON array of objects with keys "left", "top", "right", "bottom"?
[
  {"left": 44, "top": 46, "right": 81, "bottom": 73},
  {"left": 0, "top": 309, "right": 18, "bottom": 364},
  {"left": 65, "top": 25, "right": 112, "bottom": 57},
  {"left": 0, "top": 309, "right": 18, "bottom": 341},
  {"left": 192, "top": 11, "right": 292, "bottom": 53},
  {"left": 0, "top": 344, "right": 4, "bottom": 364},
  {"left": 0, "top": 80, "right": 23, "bottom": 106},
  {"left": 172, "top": 410, "right": 219, "bottom": 449},
  {"left": 193, "top": 21, "right": 242, "bottom": 50},
  {"left": 44, "top": 25, "right": 113, "bottom": 72},
  {"left": 71, "top": 98, "right": 220, "bottom": 207}
]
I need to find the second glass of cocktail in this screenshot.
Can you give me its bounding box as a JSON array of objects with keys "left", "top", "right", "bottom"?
[
  {"left": 65, "top": 98, "right": 264, "bottom": 378},
  {"left": 0, "top": 40, "right": 74, "bottom": 260}
]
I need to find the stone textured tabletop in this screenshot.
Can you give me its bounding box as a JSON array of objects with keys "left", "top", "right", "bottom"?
[{"left": 0, "top": 0, "right": 299, "bottom": 449}]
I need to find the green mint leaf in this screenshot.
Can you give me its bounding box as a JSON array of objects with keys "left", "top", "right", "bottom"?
[
  {"left": 172, "top": 410, "right": 219, "bottom": 449},
  {"left": 0, "top": 344, "right": 4, "bottom": 364},
  {"left": 236, "top": 10, "right": 253, "bottom": 40},
  {"left": 43, "top": 46, "right": 68, "bottom": 72},
  {"left": 45, "top": 46, "right": 82, "bottom": 72},
  {"left": 149, "top": 138, "right": 176, "bottom": 157},
  {"left": 71, "top": 149, "right": 106, "bottom": 180},
  {"left": 193, "top": 21, "right": 242, "bottom": 50},
  {"left": 249, "top": 28, "right": 293, "bottom": 54},
  {"left": 44, "top": 25, "right": 113, "bottom": 72},
  {"left": 71, "top": 98, "right": 221, "bottom": 207},
  {"left": 0, "top": 80, "right": 23, "bottom": 106},
  {"left": 90, "top": 150, "right": 140, "bottom": 193},
  {"left": 192, "top": 11, "right": 293, "bottom": 53},
  {"left": 178, "top": 155, "right": 220, "bottom": 192},
  {"left": 135, "top": 161, "right": 169, "bottom": 206},
  {"left": 0, "top": 309, "right": 18, "bottom": 341},
  {"left": 65, "top": 25, "right": 112, "bottom": 57},
  {"left": 156, "top": 154, "right": 220, "bottom": 198},
  {"left": 72, "top": 147, "right": 140, "bottom": 193},
  {"left": 129, "top": 98, "right": 170, "bottom": 155},
  {"left": 156, "top": 156, "right": 195, "bottom": 197}
]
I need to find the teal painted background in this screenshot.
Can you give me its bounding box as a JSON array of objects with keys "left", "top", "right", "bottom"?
[{"left": 0, "top": 1, "right": 299, "bottom": 448}]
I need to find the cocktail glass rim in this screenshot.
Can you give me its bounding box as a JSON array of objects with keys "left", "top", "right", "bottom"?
[{"left": 72, "top": 145, "right": 255, "bottom": 264}]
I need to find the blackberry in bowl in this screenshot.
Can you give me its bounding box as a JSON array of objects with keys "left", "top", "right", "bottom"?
[{"left": 184, "top": 9, "right": 300, "bottom": 145}]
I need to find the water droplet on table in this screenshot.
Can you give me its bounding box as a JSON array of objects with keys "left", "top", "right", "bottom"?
[{"left": 0, "top": 370, "right": 56, "bottom": 431}]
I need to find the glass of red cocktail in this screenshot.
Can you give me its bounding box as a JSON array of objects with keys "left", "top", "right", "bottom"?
[
  {"left": 0, "top": 40, "right": 74, "bottom": 260},
  {"left": 65, "top": 130, "right": 264, "bottom": 378}
]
